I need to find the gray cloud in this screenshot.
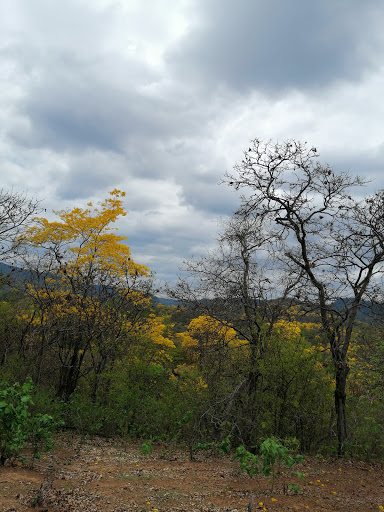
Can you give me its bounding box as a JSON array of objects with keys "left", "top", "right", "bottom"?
[
  {"left": 1, "top": 0, "right": 384, "bottom": 285},
  {"left": 168, "top": 0, "right": 384, "bottom": 93}
]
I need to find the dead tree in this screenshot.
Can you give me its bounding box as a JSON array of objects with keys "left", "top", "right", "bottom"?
[
  {"left": 170, "top": 214, "right": 301, "bottom": 443},
  {"left": 226, "top": 138, "right": 384, "bottom": 455}
]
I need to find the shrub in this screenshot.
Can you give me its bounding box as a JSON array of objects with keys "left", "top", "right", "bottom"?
[
  {"left": 233, "top": 438, "right": 304, "bottom": 494},
  {"left": 0, "top": 377, "right": 56, "bottom": 464},
  {"left": 139, "top": 441, "right": 153, "bottom": 455}
]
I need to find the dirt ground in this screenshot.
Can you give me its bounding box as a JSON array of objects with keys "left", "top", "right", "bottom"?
[{"left": 0, "top": 433, "right": 383, "bottom": 512}]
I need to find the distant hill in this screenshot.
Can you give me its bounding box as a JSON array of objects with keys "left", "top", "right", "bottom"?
[
  {"left": 152, "top": 296, "right": 179, "bottom": 306},
  {"left": 2, "top": 262, "right": 383, "bottom": 317},
  {"left": 0, "top": 262, "right": 14, "bottom": 275},
  {"left": 0, "top": 261, "right": 34, "bottom": 283},
  {"left": 332, "top": 298, "right": 384, "bottom": 322},
  {"left": 0, "top": 262, "right": 180, "bottom": 305}
]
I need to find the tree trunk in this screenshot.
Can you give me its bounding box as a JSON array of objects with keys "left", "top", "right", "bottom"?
[
  {"left": 91, "top": 356, "right": 108, "bottom": 403},
  {"left": 334, "top": 362, "right": 349, "bottom": 456},
  {"left": 57, "top": 350, "right": 80, "bottom": 401}
]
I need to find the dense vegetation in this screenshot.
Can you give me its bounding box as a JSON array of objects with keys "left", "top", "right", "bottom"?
[{"left": 1, "top": 142, "right": 384, "bottom": 465}]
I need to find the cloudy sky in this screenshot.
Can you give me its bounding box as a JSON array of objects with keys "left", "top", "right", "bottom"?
[{"left": 1, "top": 0, "right": 384, "bottom": 286}]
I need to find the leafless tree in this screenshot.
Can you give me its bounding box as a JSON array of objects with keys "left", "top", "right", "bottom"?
[
  {"left": 170, "top": 213, "right": 301, "bottom": 443},
  {"left": 0, "top": 188, "right": 41, "bottom": 262},
  {"left": 226, "top": 138, "right": 384, "bottom": 455}
]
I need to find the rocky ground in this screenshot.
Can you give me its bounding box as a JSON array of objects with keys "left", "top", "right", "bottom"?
[{"left": 0, "top": 433, "right": 383, "bottom": 511}]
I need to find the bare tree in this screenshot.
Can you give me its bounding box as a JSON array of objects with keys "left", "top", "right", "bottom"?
[
  {"left": 170, "top": 214, "right": 301, "bottom": 443},
  {"left": 227, "top": 138, "right": 384, "bottom": 455},
  {"left": 0, "top": 189, "right": 41, "bottom": 262}
]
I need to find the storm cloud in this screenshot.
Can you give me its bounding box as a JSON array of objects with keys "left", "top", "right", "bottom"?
[
  {"left": 168, "top": 0, "right": 384, "bottom": 93},
  {"left": 1, "top": 0, "right": 384, "bottom": 285}
]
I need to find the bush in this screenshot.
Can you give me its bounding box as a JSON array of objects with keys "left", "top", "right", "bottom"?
[
  {"left": 346, "top": 398, "right": 384, "bottom": 460},
  {"left": 28, "top": 413, "right": 57, "bottom": 459},
  {"left": 0, "top": 377, "right": 56, "bottom": 465},
  {"left": 233, "top": 438, "right": 304, "bottom": 494}
]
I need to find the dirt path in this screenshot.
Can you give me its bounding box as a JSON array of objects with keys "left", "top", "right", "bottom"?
[{"left": 0, "top": 434, "right": 383, "bottom": 511}]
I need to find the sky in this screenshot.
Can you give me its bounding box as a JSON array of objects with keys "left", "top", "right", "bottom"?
[{"left": 1, "top": 0, "right": 384, "bottom": 287}]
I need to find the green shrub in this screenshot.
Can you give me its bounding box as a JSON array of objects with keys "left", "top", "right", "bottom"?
[
  {"left": 28, "top": 413, "right": 57, "bottom": 459},
  {"left": 0, "top": 377, "right": 57, "bottom": 465},
  {"left": 67, "top": 392, "right": 104, "bottom": 434},
  {"left": 139, "top": 441, "right": 153, "bottom": 455},
  {"left": 0, "top": 377, "right": 33, "bottom": 464},
  {"left": 233, "top": 438, "right": 304, "bottom": 494},
  {"left": 346, "top": 398, "right": 384, "bottom": 460}
]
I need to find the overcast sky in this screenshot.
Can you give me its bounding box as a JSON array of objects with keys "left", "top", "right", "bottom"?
[{"left": 1, "top": 0, "right": 384, "bottom": 286}]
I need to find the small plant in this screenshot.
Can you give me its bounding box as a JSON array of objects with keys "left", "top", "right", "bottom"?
[
  {"left": 159, "top": 449, "right": 169, "bottom": 459},
  {"left": 233, "top": 444, "right": 260, "bottom": 479},
  {"left": 219, "top": 436, "right": 231, "bottom": 455},
  {"left": 29, "top": 413, "right": 58, "bottom": 459},
  {"left": 287, "top": 483, "right": 300, "bottom": 495},
  {"left": 0, "top": 377, "right": 57, "bottom": 465},
  {"left": 0, "top": 378, "right": 34, "bottom": 465},
  {"left": 192, "top": 441, "right": 216, "bottom": 452},
  {"left": 192, "top": 436, "right": 232, "bottom": 456},
  {"left": 233, "top": 438, "right": 304, "bottom": 494},
  {"left": 139, "top": 441, "right": 153, "bottom": 455}
]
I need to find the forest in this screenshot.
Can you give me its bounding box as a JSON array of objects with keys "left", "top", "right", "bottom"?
[{"left": 1, "top": 140, "right": 384, "bottom": 472}]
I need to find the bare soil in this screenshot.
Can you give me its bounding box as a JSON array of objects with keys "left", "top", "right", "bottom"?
[{"left": 0, "top": 433, "right": 383, "bottom": 511}]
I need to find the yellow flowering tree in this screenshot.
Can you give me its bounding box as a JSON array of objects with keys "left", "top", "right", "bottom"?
[
  {"left": 176, "top": 314, "right": 247, "bottom": 402},
  {"left": 177, "top": 315, "right": 242, "bottom": 362},
  {"left": 22, "top": 190, "right": 153, "bottom": 400},
  {"left": 257, "top": 319, "right": 332, "bottom": 446},
  {"left": 170, "top": 213, "right": 302, "bottom": 446},
  {"left": 174, "top": 314, "right": 250, "bottom": 442}
]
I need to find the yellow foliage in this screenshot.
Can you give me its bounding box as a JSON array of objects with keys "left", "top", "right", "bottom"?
[
  {"left": 175, "top": 332, "right": 197, "bottom": 350},
  {"left": 187, "top": 315, "right": 239, "bottom": 346},
  {"left": 139, "top": 314, "right": 175, "bottom": 350},
  {"left": 25, "top": 190, "right": 151, "bottom": 313},
  {"left": 22, "top": 191, "right": 156, "bottom": 367},
  {"left": 272, "top": 319, "right": 301, "bottom": 338},
  {"left": 121, "top": 313, "right": 175, "bottom": 367},
  {"left": 176, "top": 315, "right": 244, "bottom": 361},
  {"left": 26, "top": 189, "right": 149, "bottom": 285},
  {"left": 169, "top": 364, "right": 209, "bottom": 393}
]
